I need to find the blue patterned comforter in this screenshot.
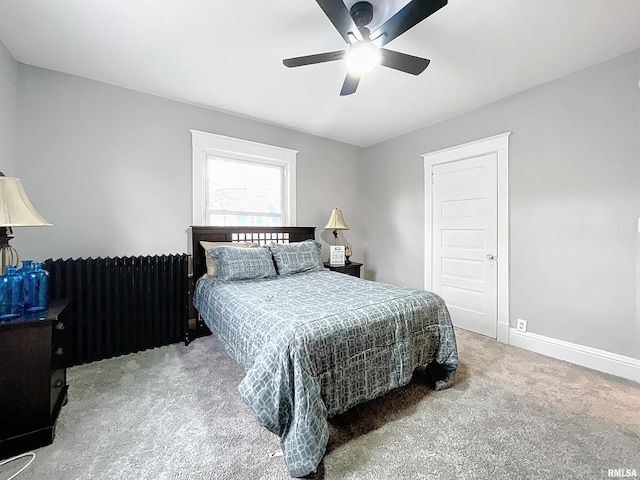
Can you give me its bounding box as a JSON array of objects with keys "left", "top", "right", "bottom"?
[{"left": 193, "top": 270, "right": 457, "bottom": 477}]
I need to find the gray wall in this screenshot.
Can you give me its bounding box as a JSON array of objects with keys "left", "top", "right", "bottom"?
[
  {"left": 362, "top": 49, "right": 640, "bottom": 359},
  {"left": 15, "top": 65, "right": 363, "bottom": 263},
  {"left": 0, "top": 39, "right": 16, "bottom": 174},
  {"left": 8, "top": 37, "right": 639, "bottom": 360}
]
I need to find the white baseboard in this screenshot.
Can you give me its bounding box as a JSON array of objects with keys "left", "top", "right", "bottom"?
[{"left": 509, "top": 329, "right": 640, "bottom": 383}]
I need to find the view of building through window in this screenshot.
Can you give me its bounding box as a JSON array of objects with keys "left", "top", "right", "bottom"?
[{"left": 206, "top": 156, "right": 284, "bottom": 226}]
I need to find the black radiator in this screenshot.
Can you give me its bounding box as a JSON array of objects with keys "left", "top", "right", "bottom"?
[{"left": 44, "top": 254, "right": 189, "bottom": 366}]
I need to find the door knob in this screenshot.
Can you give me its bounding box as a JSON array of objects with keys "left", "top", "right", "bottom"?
[{"left": 486, "top": 254, "right": 495, "bottom": 261}]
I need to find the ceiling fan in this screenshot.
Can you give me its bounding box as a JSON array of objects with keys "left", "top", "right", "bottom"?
[{"left": 283, "top": 0, "right": 447, "bottom": 96}]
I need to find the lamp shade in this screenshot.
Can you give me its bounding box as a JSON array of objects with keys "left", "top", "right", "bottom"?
[
  {"left": 324, "top": 208, "right": 349, "bottom": 231},
  {"left": 0, "top": 176, "right": 52, "bottom": 226}
]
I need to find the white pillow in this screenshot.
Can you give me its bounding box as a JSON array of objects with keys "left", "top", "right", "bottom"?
[{"left": 200, "top": 241, "right": 258, "bottom": 276}]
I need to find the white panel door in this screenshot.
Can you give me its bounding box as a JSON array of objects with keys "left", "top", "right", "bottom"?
[{"left": 432, "top": 153, "right": 498, "bottom": 337}]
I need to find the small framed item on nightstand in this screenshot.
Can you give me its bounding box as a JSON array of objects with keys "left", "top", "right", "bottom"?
[{"left": 329, "top": 245, "right": 345, "bottom": 266}]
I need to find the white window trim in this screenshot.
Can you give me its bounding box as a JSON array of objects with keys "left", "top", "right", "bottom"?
[{"left": 191, "top": 130, "right": 297, "bottom": 226}]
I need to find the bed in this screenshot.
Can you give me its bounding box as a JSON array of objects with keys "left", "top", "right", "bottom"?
[{"left": 190, "top": 226, "right": 458, "bottom": 477}]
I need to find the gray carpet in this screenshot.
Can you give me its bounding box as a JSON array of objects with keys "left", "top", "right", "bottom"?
[{"left": 2, "top": 329, "right": 638, "bottom": 480}]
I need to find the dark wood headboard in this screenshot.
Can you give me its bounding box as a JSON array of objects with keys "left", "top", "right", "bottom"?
[{"left": 190, "top": 226, "right": 316, "bottom": 281}]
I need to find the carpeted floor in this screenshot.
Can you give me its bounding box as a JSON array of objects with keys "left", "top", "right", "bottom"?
[{"left": 2, "top": 328, "right": 638, "bottom": 480}]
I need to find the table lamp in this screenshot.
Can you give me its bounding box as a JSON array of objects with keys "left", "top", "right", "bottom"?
[
  {"left": 324, "top": 208, "right": 349, "bottom": 244},
  {"left": 0, "top": 173, "right": 52, "bottom": 274}
]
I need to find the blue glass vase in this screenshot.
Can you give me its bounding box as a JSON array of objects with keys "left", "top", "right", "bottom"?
[
  {"left": 17, "top": 260, "right": 33, "bottom": 276},
  {"left": 0, "top": 265, "right": 24, "bottom": 319},
  {"left": 24, "top": 262, "right": 49, "bottom": 313},
  {"left": 17, "top": 260, "right": 33, "bottom": 307}
]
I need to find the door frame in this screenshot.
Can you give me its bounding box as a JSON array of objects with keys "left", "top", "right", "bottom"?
[{"left": 422, "top": 132, "right": 511, "bottom": 343}]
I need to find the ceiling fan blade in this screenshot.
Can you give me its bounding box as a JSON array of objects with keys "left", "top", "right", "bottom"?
[
  {"left": 340, "top": 72, "right": 360, "bottom": 96},
  {"left": 379, "top": 48, "right": 430, "bottom": 75},
  {"left": 371, "top": 0, "right": 447, "bottom": 48},
  {"left": 315, "top": 0, "right": 363, "bottom": 43},
  {"left": 283, "top": 50, "right": 346, "bottom": 68}
]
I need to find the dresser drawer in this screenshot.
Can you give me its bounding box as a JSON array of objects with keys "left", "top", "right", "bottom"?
[
  {"left": 52, "top": 313, "right": 71, "bottom": 367},
  {"left": 52, "top": 319, "right": 66, "bottom": 343},
  {"left": 51, "top": 342, "right": 66, "bottom": 370},
  {"left": 50, "top": 368, "right": 66, "bottom": 416}
]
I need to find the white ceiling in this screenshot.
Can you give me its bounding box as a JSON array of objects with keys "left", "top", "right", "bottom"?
[{"left": 1, "top": 0, "right": 639, "bottom": 147}]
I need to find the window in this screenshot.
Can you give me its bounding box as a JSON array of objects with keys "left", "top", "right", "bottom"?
[{"left": 191, "top": 130, "right": 297, "bottom": 226}]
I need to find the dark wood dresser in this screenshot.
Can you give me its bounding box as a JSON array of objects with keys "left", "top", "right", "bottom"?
[{"left": 0, "top": 298, "right": 70, "bottom": 458}]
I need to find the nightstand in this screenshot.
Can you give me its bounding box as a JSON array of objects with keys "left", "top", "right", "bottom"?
[
  {"left": 324, "top": 261, "right": 362, "bottom": 278},
  {"left": 0, "top": 298, "right": 70, "bottom": 458}
]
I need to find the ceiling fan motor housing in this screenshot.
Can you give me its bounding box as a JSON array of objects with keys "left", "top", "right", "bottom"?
[{"left": 350, "top": 1, "right": 374, "bottom": 28}]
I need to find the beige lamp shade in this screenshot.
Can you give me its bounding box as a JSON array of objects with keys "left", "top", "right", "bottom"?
[
  {"left": 0, "top": 176, "right": 52, "bottom": 226},
  {"left": 324, "top": 208, "right": 349, "bottom": 231}
]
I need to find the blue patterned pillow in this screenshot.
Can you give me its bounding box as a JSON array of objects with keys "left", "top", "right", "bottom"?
[
  {"left": 269, "top": 240, "right": 324, "bottom": 276},
  {"left": 210, "top": 246, "right": 277, "bottom": 281}
]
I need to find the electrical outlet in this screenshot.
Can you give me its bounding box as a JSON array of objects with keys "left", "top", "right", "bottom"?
[{"left": 516, "top": 319, "right": 527, "bottom": 332}]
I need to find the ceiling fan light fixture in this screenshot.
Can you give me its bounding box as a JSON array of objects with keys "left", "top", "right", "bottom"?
[{"left": 345, "top": 41, "right": 380, "bottom": 74}]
